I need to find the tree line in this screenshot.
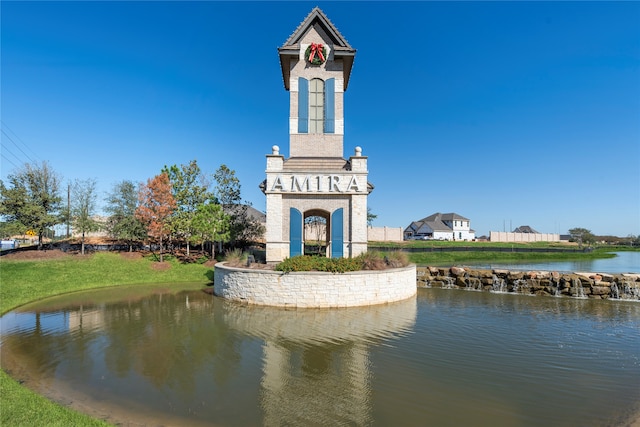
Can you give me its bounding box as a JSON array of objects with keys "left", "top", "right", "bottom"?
[{"left": 0, "top": 160, "right": 264, "bottom": 260}]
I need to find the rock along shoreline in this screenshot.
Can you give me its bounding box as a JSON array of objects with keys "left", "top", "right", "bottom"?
[{"left": 417, "top": 266, "right": 640, "bottom": 300}]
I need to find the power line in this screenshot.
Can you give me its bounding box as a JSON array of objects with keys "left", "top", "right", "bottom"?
[
  {"left": 0, "top": 143, "right": 25, "bottom": 166},
  {"left": 0, "top": 121, "right": 41, "bottom": 162},
  {"left": 1, "top": 129, "right": 36, "bottom": 165},
  {"left": 1, "top": 152, "right": 20, "bottom": 169}
]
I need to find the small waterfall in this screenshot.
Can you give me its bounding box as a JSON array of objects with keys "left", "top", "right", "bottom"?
[
  {"left": 572, "top": 277, "right": 586, "bottom": 299},
  {"left": 554, "top": 283, "right": 561, "bottom": 297},
  {"left": 549, "top": 277, "right": 561, "bottom": 297},
  {"left": 442, "top": 276, "right": 456, "bottom": 289},
  {"left": 511, "top": 279, "right": 519, "bottom": 293},
  {"left": 466, "top": 277, "right": 483, "bottom": 291},
  {"left": 610, "top": 282, "right": 619, "bottom": 299},
  {"left": 620, "top": 281, "right": 640, "bottom": 301},
  {"left": 513, "top": 278, "right": 532, "bottom": 295},
  {"left": 418, "top": 268, "right": 639, "bottom": 301},
  {"left": 491, "top": 275, "right": 507, "bottom": 293}
]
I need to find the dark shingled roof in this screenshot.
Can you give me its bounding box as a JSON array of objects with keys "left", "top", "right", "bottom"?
[
  {"left": 404, "top": 212, "right": 471, "bottom": 234},
  {"left": 513, "top": 225, "right": 539, "bottom": 233},
  {"left": 278, "top": 7, "right": 356, "bottom": 91}
]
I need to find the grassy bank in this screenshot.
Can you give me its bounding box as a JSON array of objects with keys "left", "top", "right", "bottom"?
[
  {"left": 368, "top": 241, "right": 630, "bottom": 266},
  {"left": 404, "top": 249, "right": 617, "bottom": 266},
  {"left": 1, "top": 251, "right": 213, "bottom": 427},
  {"left": 1, "top": 252, "right": 212, "bottom": 314}
]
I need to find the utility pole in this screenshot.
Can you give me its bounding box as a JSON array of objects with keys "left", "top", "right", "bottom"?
[{"left": 66, "top": 183, "right": 70, "bottom": 238}]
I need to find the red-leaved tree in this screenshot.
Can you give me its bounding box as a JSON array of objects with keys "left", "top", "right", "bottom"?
[{"left": 135, "top": 173, "right": 176, "bottom": 262}]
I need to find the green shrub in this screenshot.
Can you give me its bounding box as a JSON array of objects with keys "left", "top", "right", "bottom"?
[
  {"left": 275, "top": 255, "right": 364, "bottom": 273},
  {"left": 274, "top": 251, "right": 410, "bottom": 273}
]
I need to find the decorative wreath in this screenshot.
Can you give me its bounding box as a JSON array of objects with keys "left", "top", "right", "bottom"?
[{"left": 305, "top": 43, "right": 327, "bottom": 65}]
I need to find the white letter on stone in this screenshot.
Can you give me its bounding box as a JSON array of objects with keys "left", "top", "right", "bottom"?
[
  {"left": 347, "top": 175, "right": 361, "bottom": 192},
  {"left": 271, "top": 175, "right": 285, "bottom": 192},
  {"left": 292, "top": 175, "right": 311, "bottom": 192},
  {"left": 329, "top": 175, "right": 342, "bottom": 192}
]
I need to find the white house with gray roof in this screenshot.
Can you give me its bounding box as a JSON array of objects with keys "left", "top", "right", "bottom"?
[{"left": 404, "top": 212, "right": 475, "bottom": 241}]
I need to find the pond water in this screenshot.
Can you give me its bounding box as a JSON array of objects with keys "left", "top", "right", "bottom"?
[
  {"left": 2, "top": 283, "right": 639, "bottom": 427},
  {"left": 447, "top": 251, "right": 640, "bottom": 274}
]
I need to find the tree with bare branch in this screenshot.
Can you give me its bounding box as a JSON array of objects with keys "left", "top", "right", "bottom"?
[
  {"left": 70, "top": 178, "right": 101, "bottom": 255},
  {"left": 105, "top": 180, "right": 146, "bottom": 252}
]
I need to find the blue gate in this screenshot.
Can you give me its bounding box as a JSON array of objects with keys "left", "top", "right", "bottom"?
[
  {"left": 330, "top": 208, "right": 344, "bottom": 258},
  {"left": 290, "top": 208, "right": 303, "bottom": 258}
]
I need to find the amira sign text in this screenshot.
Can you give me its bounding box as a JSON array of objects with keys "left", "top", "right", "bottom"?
[{"left": 268, "top": 173, "right": 367, "bottom": 194}]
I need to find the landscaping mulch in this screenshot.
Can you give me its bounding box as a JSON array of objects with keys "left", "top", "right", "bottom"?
[{"left": 1, "top": 248, "right": 69, "bottom": 261}]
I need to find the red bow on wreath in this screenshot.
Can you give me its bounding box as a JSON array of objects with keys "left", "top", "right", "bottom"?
[{"left": 309, "top": 43, "right": 325, "bottom": 63}]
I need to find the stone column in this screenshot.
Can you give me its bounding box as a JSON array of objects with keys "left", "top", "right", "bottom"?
[
  {"left": 265, "top": 146, "right": 288, "bottom": 263},
  {"left": 349, "top": 147, "right": 368, "bottom": 257}
]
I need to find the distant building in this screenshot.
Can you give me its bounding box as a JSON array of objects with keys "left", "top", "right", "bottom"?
[
  {"left": 404, "top": 212, "right": 475, "bottom": 241},
  {"left": 1, "top": 239, "right": 17, "bottom": 250},
  {"left": 490, "top": 227, "right": 560, "bottom": 243},
  {"left": 222, "top": 204, "right": 266, "bottom": 223},
  {"left": 71, "top": 215, "right": 108, "bottom": 239},
  {"left": 223, "top": 204, "right": 267, "bottom": 242},
  {"left": 513, "top": 225, "right": 539, "bottom": 233}
]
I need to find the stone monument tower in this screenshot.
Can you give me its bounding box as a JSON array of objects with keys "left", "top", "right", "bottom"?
[{"left": 262, "top": 7, "right": 371, "bottom": 263}]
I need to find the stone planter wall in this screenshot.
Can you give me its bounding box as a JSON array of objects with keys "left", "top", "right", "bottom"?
[
  {"left": 417, "top": 266, "right": 640, "bottom": 300},
  {"left": 214, "top": 263, "right": 417, "bottom": 307}
]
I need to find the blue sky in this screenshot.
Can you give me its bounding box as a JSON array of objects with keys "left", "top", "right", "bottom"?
[{"left": 2, "top": 1, "right": 639, "bottom": 237}]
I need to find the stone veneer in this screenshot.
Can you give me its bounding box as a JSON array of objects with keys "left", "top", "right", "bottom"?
[{"left": 214, "top": 263, "right": 417, "bottom": 307}]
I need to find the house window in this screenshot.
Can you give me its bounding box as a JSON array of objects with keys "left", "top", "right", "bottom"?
[{"left": 309, "top": 78, "right": 324, "bottom": 134}]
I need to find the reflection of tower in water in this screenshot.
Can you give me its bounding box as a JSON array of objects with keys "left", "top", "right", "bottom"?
[
  {"left": 222, "top": 297, "right": 417, "bottom": 425},
  {"left": 261, "top": 341, "right": 371, "bottom": 425}
]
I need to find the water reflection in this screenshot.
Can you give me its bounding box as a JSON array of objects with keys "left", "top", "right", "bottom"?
[
  {"left": 223, "top": 300, "right": 416, "bottom": 426},
  {"left": 411, "top": 289, "right": 640, "bottom": 426},
  {"left": 1, "top": 285, "right": 639, "bottom": 426},
  {"left": 223, "top": 297, "right": 416, "bottom": 344},
  {"left": 1, "top": 284, "right": 417, "bottom": 426}
]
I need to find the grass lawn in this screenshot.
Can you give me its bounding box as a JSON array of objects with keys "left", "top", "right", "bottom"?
[
  {"left": 404, "top": 248, "right": 617, "bottom": 266},
  {"left": 368, "top": 241, "right": 622, "bottom": 266},
  {"left": 1, "top": 251, "right": 213, "bottom": 427},
  {"left": 1, "top": 251, "right": 213, "bottom": 314}
]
